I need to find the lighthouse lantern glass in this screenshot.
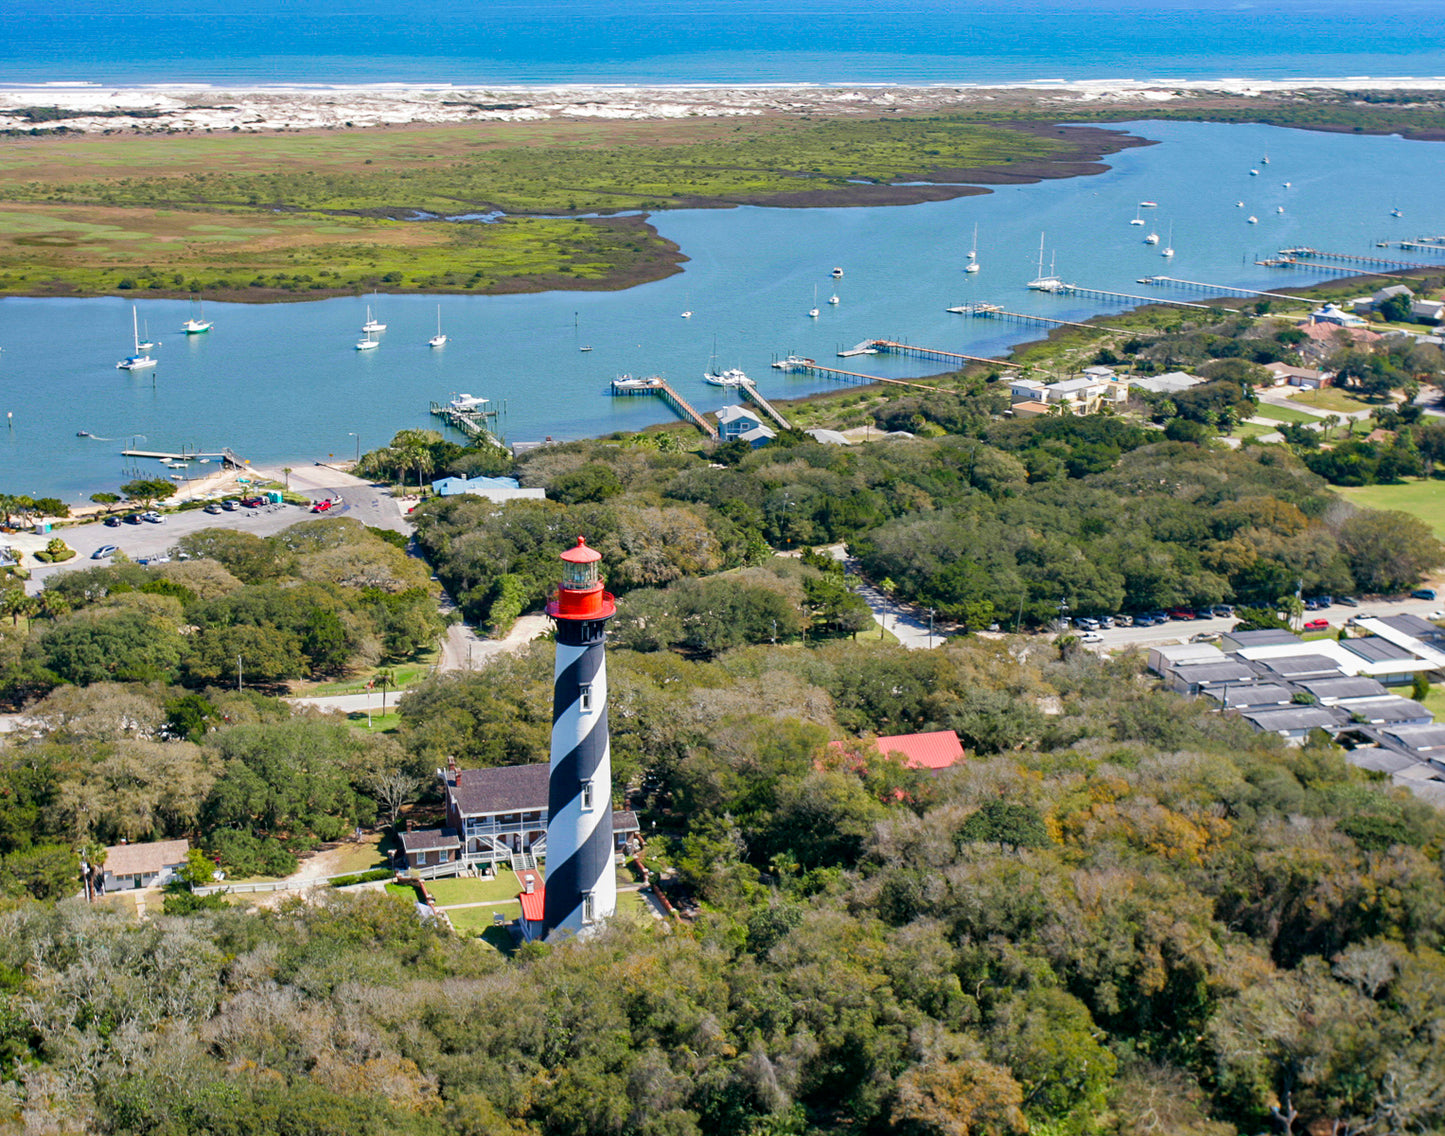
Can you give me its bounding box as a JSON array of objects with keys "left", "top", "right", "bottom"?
[{"left": 563, "top": 560, "right": 598, "bottom": 591}]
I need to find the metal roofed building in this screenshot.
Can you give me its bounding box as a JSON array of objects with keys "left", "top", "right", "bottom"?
[
  {"left": 1236, "top": 704, "right": 1346, "bottom": 742},
  {"left": 1128, "top": 371, "right": 1205, "bottom": 395},
  {"left": 1219, "top": 628, "right": 1303, "bottom": 653},
  {"left": 1373, "top": 613, "right": 1445, "bottom": 644},
  {"left": 1366, "top": 722, "right": 1445, "bottom": 761},
  {"left": 1251, "top": 653, "right": 1348, "bottom": 683},
  {"left": 1164, "top": 659, "right": 1259, "bottom": 694},
  {"left": 1295, "top": 675, "right": 1391, "bottom": 705},
  {"left": 1202, "top": 683, "right": 1295, "bottom": 710},
  {"left": 1337, "top": 696, "right": 1433, "bottom": 726},
  {"left": 1147, "top": 643, "right": 1227, "bottom": 677},
  {"left": 872, "top": 730, "right": 966, "bottom": 771}
]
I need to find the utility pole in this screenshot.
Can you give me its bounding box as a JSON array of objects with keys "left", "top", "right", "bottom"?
[{"left": 236, "top": 655, "right": 242, "bottom": 692}]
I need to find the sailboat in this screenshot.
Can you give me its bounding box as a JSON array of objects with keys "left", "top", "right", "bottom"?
[
  {"left": 808, "top": 285, "right": 820, "bottom": 318},
  {"left": 828, "top": 292, "right": 841, "bottom": 304},
  {"left": 181, "top": 297, "right": 211, "bottom": 334},
  {"left": 965, "top": 223, "right": 981, "bottom": 273},
  {"left": 1129, "top": 205, "right": 1145, "bottom": 226},
  {"left": 136, "top": 318, "right": 157, "bottom": 352},
  {"left": 428, "top": 306, "right": 447, "bottom": 348},
  {"left": 1161, "top": 223, "right": 1175, "bottom": 258},
  {"left": 1027, "top": 233, "right": 1064, "bottom": 292},
  {"left": 362, "top": 303, "right": 386, "bottom": 333},
  {"left": 681, "top": 292, "right": 693, "bottom": 318},
  {"left": 355, "top": 329, "right": 379, "bottom": 351},
  {"left": 1261, "top": 152, "right": 1270, "bottom": 165},
  {"left": 1144, "top": 229, "right": 1159, "bottom": 245},
  {"left": 117, "top": 305, "right": 157, "bottom": 370}
]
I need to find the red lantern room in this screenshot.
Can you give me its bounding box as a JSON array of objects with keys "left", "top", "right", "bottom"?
[{"left": 546, "top": 537, "right": 616, "bottom": 621}]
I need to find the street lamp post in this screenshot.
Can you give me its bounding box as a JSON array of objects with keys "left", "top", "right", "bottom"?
[
  {"left": 928, "top": 608, "right": 935, "bottom": 648},
  {"left": 348, "top": 432, "right": 360, "bottom": 464},
  {"left": 1058, "top": 598, "right": 1070, "bottom": 632}
]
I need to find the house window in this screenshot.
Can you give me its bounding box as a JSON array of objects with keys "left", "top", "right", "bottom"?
[
  {"left": 579, "top": 683, "right": 592, "bottom": 711},
  {"left": 581, "top": 781, "right": 594, "bottom": 811},
  {"left": 582, "top": 890, "right": 596, "bottom": 925}
]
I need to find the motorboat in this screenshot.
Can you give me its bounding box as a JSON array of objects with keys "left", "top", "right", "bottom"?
[
  {"left": 771, "top": 355, "right": 812, "bottom": 371},
  {"left": 76, "top": 430, "right": 92, "bottom": 438},
  {"left": 1276, "top": 206, "right": 1285, "bottom": 214},
  {"left": 831, "top": 266, "right": 844, "bottom": 278},
  {"left": 429, "top": 305, "right": 447, "bottom": 348},
  {"left": 1144, "top": 231, "right": 1159, "bottom": 245},
  {"left": 611, "top": 374, "right": 660, "bottom": 391},
  {"left": 1139, "top": 201, "right": 1158, "bottom": 208},
  {"left": 1249, "top": 169, "right": 1259, "bottom": 176},
  {"left": 1247, "top": 215, "right": 1258, "bottom": 224},
  {"left": 449, "top": 393, "right": 490, "bottom": 412},
  {"left": 1391, "top": 208, "right": 1403, "bottom": 218},
  {"left": 117, "top": 305, "right": 158, "bottom": 370}
]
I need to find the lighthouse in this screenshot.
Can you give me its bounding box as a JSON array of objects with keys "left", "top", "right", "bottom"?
[{"left": 543, "top": 537, "right": 617, "bottom": 937}]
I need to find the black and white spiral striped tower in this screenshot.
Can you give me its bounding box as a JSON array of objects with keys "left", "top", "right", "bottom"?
[{"left": 543, "top": 536, "right": 618, "bottom": 938}]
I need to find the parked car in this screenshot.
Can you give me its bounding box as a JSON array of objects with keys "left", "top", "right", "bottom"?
[
  {"left": 1113, "top": 614, "right": 1133, "bottom": 627},
  {"left": 1337, "top": 596, "right": 1359, "bottom": 607},
  {"left": 1079, "top": 631, "right": 1103, "bottom": 644},
  {"left": 1412, "top": 588, "right": 1437, "bottom": 601},
  {"left": 1168, "top": 608, "right": 1196, "bottom": 621},
  {"left": 1189, "top": 631, "right": 1219, "bottom": 643},
  {"left": 310, "top": 498, "right": 334, "bottom": 513},
  {"left": 1146, "top": 611, "right": 1169, "bottom": 624},
  {"left": 1210, "top": 604, "right": 1235, "bottom": 618},
  {"left": 1098, "top": 615, "right": 1115, "bottom": 629},
  {"left": 1303, "top": 618, "right": 1330, "bottom": 632},
  {"left": 222, "top": 500, "right": 240, "bottom": 511},
  {"left": 1427, "top": 610, "right": 1444, "bottom": 621},
  {"left": 91, "top": 545, "right": 118, "bottom": 560},
  {"left": 122, "top": 513, "right": 142, "bottom": 525},
  {"left": 240, "top": 497, "right": 266, "bottom": 509},
  {"left": 142, "top": 512, "right": 163, "bottom": 524},
  {"left": 103, "top": 516, "right": 121, "bottom": 527},
  {"left": 204, "top": 503, "right": 224, "bottom": 515}
]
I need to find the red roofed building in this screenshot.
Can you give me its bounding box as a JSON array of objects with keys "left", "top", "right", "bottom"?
[
  {"left": 873, "top": 730, "right": 965, "bottom": 771},
  {"left": 518, "top": 878, "right": 546, "bottom": 942}
]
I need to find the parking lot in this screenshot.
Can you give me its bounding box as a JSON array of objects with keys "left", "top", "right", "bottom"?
[{"left": 23, "top": 464, "right": 409, "bottom": 594}]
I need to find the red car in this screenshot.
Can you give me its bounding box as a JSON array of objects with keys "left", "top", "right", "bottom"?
[
  {"left": 1167, "top": 608, "right": 1196, "bottom": 621},
  {"left": 310, "top": 498, "right": 334, "bottom": 513},
  {"left": 1303, "top": 618, "right": 1329, "bottom": 632}
]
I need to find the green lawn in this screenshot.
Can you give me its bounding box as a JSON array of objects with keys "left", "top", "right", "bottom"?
[
  {"left": 426, "top": 874, "right": 525, "bottom": 906},
  {"left": 447, "top": 903, "right": 519, "bottom": 931},
  {"left": 615, "top": 889, "right": 656, "bottom": 919},
  {"left": 326, "top": 834, "right": 392, "bottom": 876},
  {"left": 1252, "top": 403, "right": 1323, "bottom": 425},
  {"left": 1335, "top": 479, "right": 1445, "bottom": 542},
  {"left": 385, "top": 882, "right": 421, "bottom": 902},
  {"left": 1232, "top": 422, "right": 1281, "bottom": 442},
  {"left": 305, "top": 651, "right": 440, "bottom": 697},
  {"left": 1287, "top": 387, "right": 1377, "bottom": 414}
]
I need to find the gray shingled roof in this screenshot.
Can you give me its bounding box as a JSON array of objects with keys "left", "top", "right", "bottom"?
[
  {"left": 1204, "top": 683, "right": 1294, "bottom": 709},
  {"left": 1298, "top": 676, "right": 1390, "bottom": 701},
  {"left": 450, "top": 764, "right": 550, "bottom": 816},
  {"left": 1239, "top": 705, "right": 1343, "bottom": 732},
  {"left": 1255, "top": 655, "right": 1346, "bottom": 679},
  {"left": 1342, "top": 636, "right": 1416, "bottom": 662},
  {"left": 399, "top": 828, "right": 460, "bottom": 853},
  {"left": 613, "top": 810, "right": 641, "bottom": 834},
  {"left": 1339, "top": 696, "right": 1432, "bottom": 724}
]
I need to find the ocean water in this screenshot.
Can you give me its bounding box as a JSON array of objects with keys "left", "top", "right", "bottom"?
[
  {"left": 1, "top": 120, "right": 1443, "bottom": 500},
  {"left": 2, "top": 0, "right": 1444, "bottom": 87}
]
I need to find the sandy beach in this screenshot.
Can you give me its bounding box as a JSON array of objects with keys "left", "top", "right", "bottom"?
[{"left": 3, "top": 78, "right": 1444, "bottom": 134}]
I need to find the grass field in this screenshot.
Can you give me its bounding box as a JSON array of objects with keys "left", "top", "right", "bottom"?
[
  {"left": 1232, "top": 422, "right": 1280, "bottom": 442},
  {"left": 0, "top": 116, "right": 1066, "bottom": 300},
  {"left": 426, "top": 874, "right": 525, "bottom": 906},
  {"left": 1252, "top": 403, "right": 1324, "bottom": 425},
  {"left": 447, "top": 904, "right": 518, "bottom": 931},
  {"left": 1287, "top": 387, "right": 1378, "bottom": 414},
  {"left": 305, "top": 651, "right": 440, "bottom": 696},
  {"left": 1335, "top": 479, "right": 1445, "bottom": 542}
]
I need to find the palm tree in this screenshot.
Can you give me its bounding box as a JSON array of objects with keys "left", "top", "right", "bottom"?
[{"left": 281, "top": 467, "right": 293, "bottom": 491}]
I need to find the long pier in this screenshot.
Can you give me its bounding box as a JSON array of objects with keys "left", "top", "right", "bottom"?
[
  {"left": 1138, "top": 276, "right": 1311, "bottom": 303},
  {"left": 1053, "top": 283, "right": 1237, "bottom": 313},
  {"left": 771, "top": 355, "right": 948, "bottom": 392},
  {"left": 121, "top": 447, "right": 247, "bottom": 470},
  {"left": 737, "top": 383, "right": 792, "bottom": 430},
  {"left": 1279, "top": 246, "right": 1441, "bottom": 271},
  {"left": 857, "top": 339, "right": 1018, "bottom": 370},
  {"left": 947, "top": 302, "right": 1130, "bottom": 334},
  {"left": 608, "top": 376, "right": 717, "bottom": 439},
  {"left": 1387, "top": 239, "right": 1445, "bottom": 254}
]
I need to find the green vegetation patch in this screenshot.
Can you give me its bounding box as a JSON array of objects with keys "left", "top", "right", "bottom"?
[
  {"left": 426, "top": 874, "right": 524, "bottom": 906},
  {"left": 1336, "top": 479, "right": 1445, "bottom": 542}
]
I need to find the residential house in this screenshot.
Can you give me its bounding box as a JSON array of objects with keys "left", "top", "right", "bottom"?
[
  {"left": 1128, "top": 371, "right": 1206, "bottom": 395},
  {"left": 1261, "top": 362, "right": 1332, "bottom": 389},
  {"left": 872, "top": 729, "right": 966, "bottom": 771},
  {"left": 101, "top": 838, "right": 190, "bottom": 892},
  {"left": 716, "top": 405, "right": 776, "bottom": 447},
  {"left": 1311, "top": 303, "right": 1368, "bottom": 328},
  {"left": 430, "top": 475, "right": 546, "bottom": 503},
  {"left": 1351, "top": 285, "right": 1413, "bottom": 316}
]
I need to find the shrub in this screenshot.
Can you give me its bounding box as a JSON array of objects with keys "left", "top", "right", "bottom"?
[{"left": 330, "top": 868, "right": 395, "bottom": 888}]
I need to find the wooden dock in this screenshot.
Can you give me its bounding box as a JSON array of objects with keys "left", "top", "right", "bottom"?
[
  {"left": 121, "top": 447, "right": 246, "bottom": 469},
  {"left": 947, "top": 302, "right": 1129, "bottom": 334},
  {"left": 737, "top": 383, "right": 793, "bottom": 431},
  {"left": 773, "top": 355, "right": 948, "bottom": 393},
  {"left": 1138, "top": 275, "right": 1311, "bottom": 303},
  {"left": 429, "top": 401, "right": 497, "bottom": 441},
  {"left": 608, "top": 376, "right": 717, "bottom": 439},
  {"left": 1278, "top": 246, "right": 1440, "bottom": 271},
  {"left": 859, "top": 339, "right": 1018, "bottom": 370},
  {"left": 1052, "top": 283, "right": 1237, "bottom": 314}
]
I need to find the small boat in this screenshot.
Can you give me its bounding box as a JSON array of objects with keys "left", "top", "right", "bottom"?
[
  {"left": 966, "top": 222, "right": 981, "bottom": 271},
  {"left": 449, "top": 393, "right": 490, "bottom": 412},
  {"left": 1129, "top": 206, "right": 1144, "bottom": 226},
  {"left": 117, "top": 305, "right": 158, "bottom": 370},
  {"left": 428, "top": 305, "right": 447, "bottom": 348},
  {"left": 76, "top": 430, "right": 91, "bottom": 438},
  {"left": 136, "top": 319, "right": 156, "bottom": 351},
  {"left": 1144, "top": 230, "right": 1159, "bottom": 245},
  {"left": 829, "top": 292, "right": 841, "bottom": 303},
  {"left": 1261, "top": 153, "right": 1270, "bottom": 165},
  {"left": 808, "top": 285, "right": 820, "bottom": 318},
  {"left": 362, "top": 304, "right": 386, "bottom": 333},
  {"left": 579, "top": 345, "right": 593, "bottom": 352},
  {"left": 1027, "top": 232, "right": 1065, "bottom": 292},
  {"left": 681, "top": 310, "right": 692, "bottom": 319},
  {"left": 1247, "top": 215, "right": 1258, "bottom": 224},
  {"left": 831, "top": 267, "right": 844, "bottom": 278},
  {"left": 356, "top": 331, "right": 379, "bottom": 351},
  {"left": 1391, "top": 208, "right": 1403, "bottom": 218},
  {"left": 1160, "top": 224, "right": 1174, "bottom": 259},
  {"left": 1249, "top": 169, "right": 1259, "bottom": 176},
  {"left": 1139, "top": 201, "right": 1158, "bottom": 208},
  {"left": 1236, "top": 200, "right": 1245, "bottom": 207},
  {"left": 1276, "top": 206, "right": 1285, "bottom": 214},
  {"left": 771, "top": 355, "right": 811, "bottom": 371},
  {"left": 181, "top": 297, "right": 211, "bottom": 333},
  {"left": 1282, "top": 181, "right": 1291, "bottom": 188}
]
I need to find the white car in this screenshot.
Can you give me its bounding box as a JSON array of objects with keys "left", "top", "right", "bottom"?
[{"left": 1079, "top": 631, "right": 1104, "bottom": 643}]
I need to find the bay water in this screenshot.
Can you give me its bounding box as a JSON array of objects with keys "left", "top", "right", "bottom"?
[{"left": 0, "top": 119, "right": 1442, "bottom": 501}]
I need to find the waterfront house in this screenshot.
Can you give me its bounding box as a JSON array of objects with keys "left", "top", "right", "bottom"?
[{"left": 716, "top": 405, "right": 776, "bottom": 447}]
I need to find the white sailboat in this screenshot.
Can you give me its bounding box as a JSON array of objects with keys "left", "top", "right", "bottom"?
[
  {"left": 1144, "top": 229, "right": 1159, "bottom": 245},
  {"left": 808, "top": 285, "right": 820, "bottom": 318},
  {"left": 117, "top": 305, "right": 157, "bottom": 370},
  {"left": 181, "top": 297, "right": 211, "bottom": 334},
  {"left": 428, "top": 306, "right": 447, "bottom": 348},
  {"left": 1161, "top": 223, "right": 1175, "bottom": 258},
  {"left": 1129, "top": 205, "right": 1145, "bottom": 226},
  {"left": 1027, "top": 233, "right": 1064, "bottom": 292},
  {"left": 136, "top": 318, "right": 157, "bottom": 351},
  {"left": 828, "top": 292, "right": 841, "bottom": 304},
  {"left": 965, "top": 222, "right": 981, "bottom": 272},
  {"left": 355, "top": 329, "right": 379, "bottom": 351},
  {"left": 362, "top": 303, "right": 386, "bottom": 333}
]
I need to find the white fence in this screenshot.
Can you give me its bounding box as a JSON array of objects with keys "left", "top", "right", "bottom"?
[{"left": 191, "top": 869, "right": 393, "bottom": 897}]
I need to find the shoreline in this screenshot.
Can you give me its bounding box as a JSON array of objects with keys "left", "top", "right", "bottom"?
[{"left": 5, "top": 78, "right": 1445, "bottom": 135}]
